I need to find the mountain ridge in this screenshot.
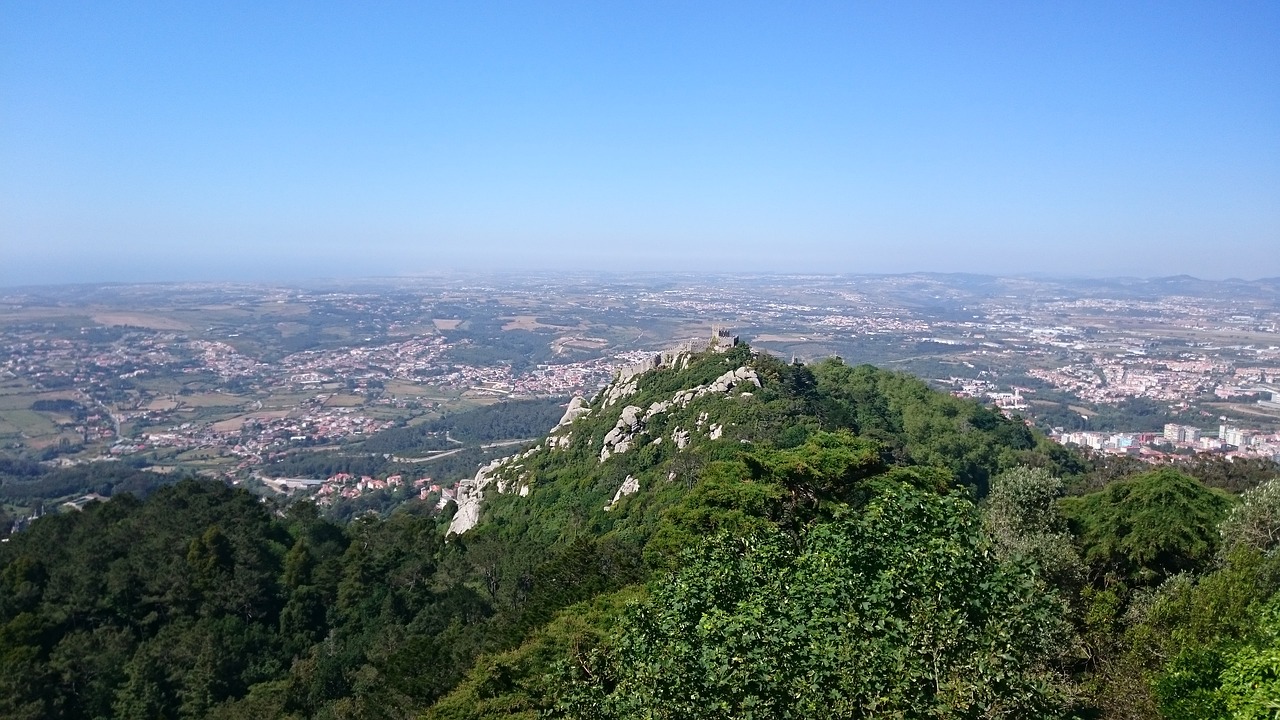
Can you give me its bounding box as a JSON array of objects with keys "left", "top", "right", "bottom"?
[{"left": 447, "top": 339, "right": 763, "bottom": 535}]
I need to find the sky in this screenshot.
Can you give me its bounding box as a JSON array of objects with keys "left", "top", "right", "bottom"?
[{"left": 2, "top": 1, "right": 1278, "bottom": 285}]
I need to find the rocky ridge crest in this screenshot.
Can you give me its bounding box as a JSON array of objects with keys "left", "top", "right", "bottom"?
[{"left": 447, "top": 341, "right": 756, "bottom": 535}]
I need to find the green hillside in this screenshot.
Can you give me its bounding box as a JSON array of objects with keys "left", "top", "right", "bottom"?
[{"left": 1, "top": 345, "right": 1275, "bottom": 719}]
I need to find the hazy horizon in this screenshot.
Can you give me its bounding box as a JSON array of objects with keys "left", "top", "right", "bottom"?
[
  {"left": 6, "top": 267, "right": 1280, "bottom": 293},
  {"left": 4, "top": 2, "right": 1277, "bottom": 286}
]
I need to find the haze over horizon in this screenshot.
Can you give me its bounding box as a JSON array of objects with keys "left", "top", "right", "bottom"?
[{"left": 3, "top": 2, "right": 1278, "bottom": 286}]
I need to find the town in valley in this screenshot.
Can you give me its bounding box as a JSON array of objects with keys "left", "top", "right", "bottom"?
[{"left": 3, "top": 272, "right": 1279, "bottom": 530}]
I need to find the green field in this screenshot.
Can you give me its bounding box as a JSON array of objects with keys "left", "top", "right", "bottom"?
[
  {"left": 322, "top": 394, "right": 365, "bottom": 407},
  {"left": 383, "top": 381, "right": 458, "bottom": 399},
  {"left": 0, "top": 390, "right": 78, "bottom": 411},
  {"left": 0, "top": 393, "right": 36, "bottom": 411},
  {"left": 175, "top": 392, "right": 247, "bottom": 408},
  {"left": 0, "top": 380, "right": 33, "bottom": 396},
  {"left": 174, "top": 447, "right": 234, "bottom": 462},
  {"left": 261, "top": 391, "right": 321, "bottom": 409},
  {"left": 0, "top": 409, "right": 60, "bottom": 437}
]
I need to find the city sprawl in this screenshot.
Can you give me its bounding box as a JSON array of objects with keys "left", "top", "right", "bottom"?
[{"left": 2, "top": 272, "right": 1278, "bottom": 523}]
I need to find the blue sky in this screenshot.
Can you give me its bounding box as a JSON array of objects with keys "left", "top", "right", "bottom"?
[{"left": 2, "top": 1, "right": 1277, "bottom": 285}]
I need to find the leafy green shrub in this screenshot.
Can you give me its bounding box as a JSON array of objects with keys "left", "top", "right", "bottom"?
[
  {"left": 1061, "top": 468, "right": 1232, "bottom": 587},
  {"left": 560, "top": 476, "right": 1075, "bottom": 719}
]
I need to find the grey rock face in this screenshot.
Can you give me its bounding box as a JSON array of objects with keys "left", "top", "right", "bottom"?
[
  {"left": 600, "top": 405, "right": 645, "bottom": 462},
  {"left": 673, "top": 427, "right": 690, "bottom": 449},
  {"left": 555, "top": 396, "right": 591, "bottom": 428},
  {"left": 453, "top": 355, "right": 763, "bottom": 533},
  {"left": 604, "top": 475, "right": 640, "bottom": 511},
  {"left": 603, "top": 377, "right": 639, "bottom": 407},
  {"left": 447, "top": 457, "right": 509, "bottom": 535},
  {"left": 671, "top": 367, "right": 762, "bottom": 409}
]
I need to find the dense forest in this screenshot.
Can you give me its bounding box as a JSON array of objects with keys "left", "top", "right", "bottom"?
[
  {"left": 359, "top": 399, "right": 567, "bottom": 454},
  {"left": 0, "top": 461, "right": 174, "bottom": 510},
  {"left": 1, "top": 346, "right": 1277, "bottom": 719}
]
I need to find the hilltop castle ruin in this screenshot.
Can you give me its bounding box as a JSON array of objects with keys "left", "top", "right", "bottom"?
[{"left": 617, "top": 326, "right": 740, "bottom": 382}]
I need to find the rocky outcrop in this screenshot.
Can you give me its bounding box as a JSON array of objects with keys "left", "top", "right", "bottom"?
[
  {"left": 545, "top": 397, "right": 589, "bottom": 452},
  {"left": 447, "top": 457, "right": 509, "bottom": 535},
  {"left": 555, "top": 396, "right": 591, "bottom": 428},
  {"left": 598, "top": 367, "right": 760, "bottom": 463},
  {"left": 602, "top": 377, "right": 638, "bottom": 407},
  {"left": 604, "top": 475, "right": 640, "bottom": 511},
  {"left": 600, "top": 405, "right": 644, "bottom": 462},
  {"left": 604, "top": 346, "right": 757, "bottom": 409},
  {"left": 644, "top": 399, "right": 671, "bottom": 420},
  {"left": 454, "top": 352, "right": 763, "bottom": 532},
  {"left": 670, "top": 367, "right": 761, "bottom": 408},
  {"left": 448, "top": 445, "right": 542, "bottom": 535},
  {"left": 673, "top": 427, "right": 690, "bottom": 449},
  {"left": 716, "top": 367, "right": 760, "bottom": 392}
]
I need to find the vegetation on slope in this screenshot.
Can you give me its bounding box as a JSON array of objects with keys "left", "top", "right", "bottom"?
[{"left": 0, "top": 345, "right": 1275, "bottom": 719}]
